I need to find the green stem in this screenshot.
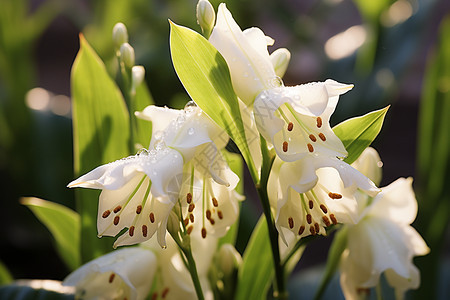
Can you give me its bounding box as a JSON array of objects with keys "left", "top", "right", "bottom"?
[
  {"left": 169, "top": 231, "right": 205, "bottom": 300},
  {"left": 184, "top": 247, "right": 205, "bottom": 300},
  {"left": 254, "top": 136, "right": 287, "bottom": 300},
  {"left": 116, "top": 54, "right": 135, "bottom": 154}
]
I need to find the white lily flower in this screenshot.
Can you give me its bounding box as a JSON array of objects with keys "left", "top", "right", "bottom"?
[
  {"left": 137, "top": 103, "right": 243, "bottom": 239},
  {"left": 254, "top": 79, "right": 353, "bottom": 162},
  {"left": 68, "top": 147, "right": 184, "bottom": 249},
  {"left": 179, "top": 162, "right": 244, "bottom": 240},
  {"left": 135, "top": 103, "right": 228, "bottom": 179},
  {"left": 209, "top": 3, "right": 285, "bottom": 105},
  {"left": 141, "top": 234, "right": 215, "bottom": 300},
  {"left": 339, "top": 148, "right": 430, "bottom": 299},
  {"left": 269, "top": 154, "right": 379, "bottom": 244},
  {"left": 63, "top": 247, "right": 157, "bottom": 300}
]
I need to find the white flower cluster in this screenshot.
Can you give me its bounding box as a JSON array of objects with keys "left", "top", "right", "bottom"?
[{"left": 64, "top": 2, "right": 428, "bottom": 299}]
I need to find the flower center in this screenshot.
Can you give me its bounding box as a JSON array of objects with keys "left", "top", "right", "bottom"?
[
  {"left": 287, "top": 187, "right": 340, "bottom": 237},
  {"left": 277, "top": 103, "right": 327, "bottom": 155}
]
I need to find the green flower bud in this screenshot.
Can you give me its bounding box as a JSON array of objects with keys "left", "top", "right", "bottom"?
[
  {"left": 131, "top": 65, "right": 145, "bottom": 93},
  {"left": 196, "top": 0, "right": 215, "bottom": 38},
  {"left": 270, "top": 48, "right": 291, "bottom": 78},
  {"left": 112, "top": 22, "right": 128, "bottom": 49},
  {"left": 218, "top": 244, "right": 241, "bottom": 276},
  {"left": 120, "top": 43, "right": 135, "bottom": 69}
]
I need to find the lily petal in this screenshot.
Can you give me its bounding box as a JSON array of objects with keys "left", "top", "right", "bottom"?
[
  {"left": 63, "top": 247, "right": 157, "bottom": 300},
  {"left": 209, "top": 3, "right": 277, "bottom": 104}
]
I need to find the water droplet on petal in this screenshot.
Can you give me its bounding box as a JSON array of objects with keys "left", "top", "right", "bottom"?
[
  {"left": 187, "top": 127, "right": 195, "bottom": 135},
  {"left": 243, "top": 72, "right": 249, "bottom": 78},
  {"left": 184, "top": 100, "right": 197, "bottom": 112},
  {"left": 269, "top": 76, "right": 284, "bottom": 88}
]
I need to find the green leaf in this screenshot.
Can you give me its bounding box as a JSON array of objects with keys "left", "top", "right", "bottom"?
[
  {"left": 21, "top": 197, "right": 80, "bottom": 271},
  {"left": 235, "top": 217, "right": 273, "bottom": 300},
  {"left": 169, "top": 22, "right": 258, "bottom": 180},
  {"left": 71, "top": 34, "right": 130, "bottom": 262},
  {"left": 0, "top": 280, "right": 74, "bottom": 300},
  {"left": 0, "top": 261, "right": 13, "bottom": 285},
  {"left": 333, "top": 106, "right": 389, "bottom": 164},
  {"left": 314, "top": 227, "right": 348, "bottom": 300}
]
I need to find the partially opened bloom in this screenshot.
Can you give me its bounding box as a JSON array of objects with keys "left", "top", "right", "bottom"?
[
  {"left": 209, "top": 3, "right": 290, "bottom": 105},
  {"left": 339, "top": 148, "right": 429, "bottom": 299},
  {"left": 63, "top": 247, "right": 157, "bottom": 300},
  {"left": 269, "top": 154, "right": 379, "bottom": 244},
  {"left": 68, "top": 147, "right": 184, "bottom": 249},
  {"left": 254, "top": 80, "right": 353, "bottom": 162}
]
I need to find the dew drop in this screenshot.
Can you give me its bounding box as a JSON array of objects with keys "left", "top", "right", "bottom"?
[
  {"left": 269, "top": 76, "right": 284, "bottom": 88},
  {"left": 187, "top": 127, "right": 195, "bottom": 135},
  {"left": 184, "top": 100, "right": 197, "bottom": 112}
]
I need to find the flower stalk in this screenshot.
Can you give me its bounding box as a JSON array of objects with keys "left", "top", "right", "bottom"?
[
  {"left": 169, "top": 230, "right": 205, "bottom": 300},
  {"left": 255, "top": 136, "right": 287, "bottom": 300}
]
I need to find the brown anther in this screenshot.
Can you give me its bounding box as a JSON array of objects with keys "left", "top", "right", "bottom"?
[
  {"left": 320, "top": 204, "right": 328, "bottom": 214},
  {"left": 209, "top": 218, "right": 215, "bottom": 225},
  {"left": 306, "top": 213, "right": 312, "bottom": 224},
  {"left": 189, "top": 213, "right": 195, "bottom": 223},
  {"left": 298, "top": 225, "right": 305, "bottom": 235},
  {"left": 322, "top": 215, "right": 331, "bottom": 227},
  {"left": 102, "top": 210, "right": 111, "bottom": 218},
  {"left": 310, "top": 225, "right": 316, "bottom": 235},
  {"left": 287, "top": 122, "right": 294, "bottom": 131},
  {"left": 330, "top": 214, "right": 338, "bottom": 225},
  {"left": 162, "top": 287, "right": 169, "bottom": 298},
  {"left": 151, "top": 292, "right": 158, "bottom": 300},
  {"left": 212, "top": 197, "right": 219, "bottom": 207},
  {"left": 188, "top": 203, "right": 195, "bottom": 212},
  {"left": 318, "top": 133, "right": 326, "bottom": 141},
  {"left": 309, "top": 134, "right": 317, "bottom": 142},
  {"left": 307, "top": 143, "right": 314, "bottom": 152},
  {"left": 316, "top": 117, "right": 322, "bottom": 128},
  {"left": 357, "top": 288, "right": 370, "bottom": 295},
  {"left": 142, "top": 225, "right": 148, "bottom": 237},
  {"left": 288, "top": 217, "right": 294, "bottom": 229},
  {"left": 136, "top": 205, "right": 142, "bottom": 214},
  {"left": 314, "top": 222, "right": 320, "bottom": 233},
  {"left": 328, "top": 192, "right": 343, "bottom": 199},
  {"left": 187, "top": 225, "right": 193, "bottom": 235},
  {"left": 129, "top": 226, "right": 135, "bottom": 237},
  {"left": 113, "top": 205, "right": 122, "bottom": 213},
  {"left": 201, "top": 227, "right": 207, "bottom": 238},
  {"left": 186, "top": 193, "right": 193, "bottom": 204},
  {"left": 206, "top": 209, "right": 212, "bottom": 220},
  {"left": 149, "top": 212, "right": 155, "bottom": 223},
  {"left": 109, "top": 273, "right": 115, "bottom": 283},
  {"left": 113, "top": 216, "right": 120, "bottom": 225},
  {"left": 217, "top": 210, "right": 223, "bottom": 219},
  {"left": 184, "top": 218, "right": 189, "bottom": 226},
  {"left": 309, "top": 200, "right": 314, "bottom": 209},
  {"left": 283, "top": 141, "right": 288, "bottom": 152}
]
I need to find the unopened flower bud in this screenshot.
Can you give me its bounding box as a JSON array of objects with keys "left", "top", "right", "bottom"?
[
  {"left": 196, "top": 0, "right": 215, "bottom": 38},
  {"left": 218, "top": 244, "right": 241, "bottom": 276},
  {"left": 112, "top": 23, "right": 128, "bottom": 49},
  {"left": 131, "top": 66, "right": 145, "bottom": 93},
  {"left": 120, "top": 43, "right": 135, "bottom": 69},
  {"left": 351, "top": 147, "right": 383, "bottom": 186},
  {"left": 270, "top": 48, "right": 291, "bottom": 78}
]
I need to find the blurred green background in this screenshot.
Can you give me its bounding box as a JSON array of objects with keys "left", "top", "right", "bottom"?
[{"left": 0, "top": 0, "right": 448, "bottom": 299}]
